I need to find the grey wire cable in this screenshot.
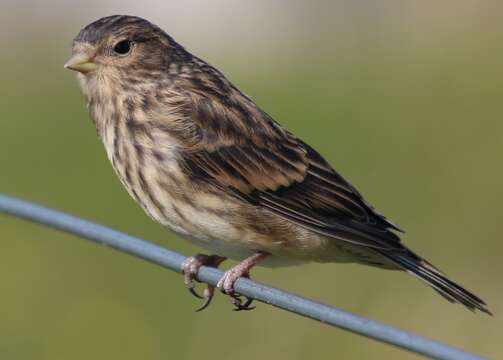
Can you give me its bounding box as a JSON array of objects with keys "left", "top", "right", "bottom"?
[{"left": 0, "top": 193, "right": 486, "bottom": 360}]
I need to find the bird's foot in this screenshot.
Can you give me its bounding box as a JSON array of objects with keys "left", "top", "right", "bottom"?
[
  {"left": 216, "top": 252, "right": 268, "bottom": 311},
  {"left": 181, "top": 254, "right": 226, "bottom": 312}
]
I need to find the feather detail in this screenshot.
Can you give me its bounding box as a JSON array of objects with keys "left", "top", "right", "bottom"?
[
  {"left": 174, "top": 89, "right": 403, "bottom": 250},
  {"left": 377, "top": 250, "right": 492, "bottom": 315}
]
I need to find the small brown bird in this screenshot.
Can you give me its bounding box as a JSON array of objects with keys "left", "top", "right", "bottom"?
[{"left": 65, "top": 15, "right": 490, "bottom": 314}]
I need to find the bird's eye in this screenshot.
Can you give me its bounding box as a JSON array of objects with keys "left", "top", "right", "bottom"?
[{"left": 113, "top": 40, "right": 132, "bottom": 55}]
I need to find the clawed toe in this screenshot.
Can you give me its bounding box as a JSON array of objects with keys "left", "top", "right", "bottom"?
[
  {"left": 181, "top": 252, "right": 267, "bottom": 312},
  {"left": 188, "top": 287, "right": 204, "bottom": 300},
  {"left": 216, "top": 268, "right": 246, "bottom": 295},
  {"left": 195, "top": 286, "right": 216, "bottom": 312},
  {"left": 216, "top": 253, "right": 268, "bottom": 311},
  {"left": 181, "top": 255, "right": 204, "bottom": 293},
  {"left": 217, "top": 272, "right": 255, "bottom": 311},
  {"left": 229, "top": 293, "right": 255, "bottom": 311},
  {"left": 181, "top": 254, "right": 226, "bottom": 311}
]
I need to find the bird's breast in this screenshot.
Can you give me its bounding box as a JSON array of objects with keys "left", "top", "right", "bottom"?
[{"left": 97, "top": 113, "right": 250, "bottom": 245}]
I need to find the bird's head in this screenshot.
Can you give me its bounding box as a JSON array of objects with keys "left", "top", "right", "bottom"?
[{"left": 64, "top": 15, "right": 184, "bottom": 90}]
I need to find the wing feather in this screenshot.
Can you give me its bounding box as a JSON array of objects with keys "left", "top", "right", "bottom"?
[{"left": 174, "top": 89, "right": 402, "bottom": 250}]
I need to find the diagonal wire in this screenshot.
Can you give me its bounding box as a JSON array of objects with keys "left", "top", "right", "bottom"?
[{"left": 0, "top": 193, "right": 486, "bottom": 360}]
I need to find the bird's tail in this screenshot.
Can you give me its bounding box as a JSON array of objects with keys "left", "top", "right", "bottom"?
[{"left": 377, "top": 249, "right": 492, "bottom": 315}]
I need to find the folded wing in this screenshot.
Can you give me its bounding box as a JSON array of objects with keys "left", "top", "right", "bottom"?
[{"left": 174, "top": 91, "right": 403, "bottom": 250}]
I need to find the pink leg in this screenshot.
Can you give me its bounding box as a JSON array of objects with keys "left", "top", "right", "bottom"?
[
  {"left": 217, "top": 251, "right": 268, "bottom": 310},
  {"left": 181, "top": 254, "right": 226, "bottom": 311}
]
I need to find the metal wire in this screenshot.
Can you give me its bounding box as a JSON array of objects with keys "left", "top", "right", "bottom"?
[{"left": 0, "top": 193, "right": 486, "bottom": 360}]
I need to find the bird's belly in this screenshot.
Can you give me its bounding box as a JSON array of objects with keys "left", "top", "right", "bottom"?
[
  {"left": 160, "top": 204, "right": 306, "bottom": 267},
  {"left": 148, "top": 197, "right": 338, "bottom": 267},
  {"left": 174, "top": 229, "right": 309, "bottom": 267},
  {"left": 121, "top": 173, "right": 315, "bottom": 266}
]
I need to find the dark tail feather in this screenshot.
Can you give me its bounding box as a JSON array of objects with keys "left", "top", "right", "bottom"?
[{"left": 378, "top": 250, "right": 492, "bottom": 315}]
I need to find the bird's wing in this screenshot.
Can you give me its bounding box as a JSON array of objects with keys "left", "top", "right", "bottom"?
[{"left": 175, "top": 92, "right": 403, "bottom": 250}]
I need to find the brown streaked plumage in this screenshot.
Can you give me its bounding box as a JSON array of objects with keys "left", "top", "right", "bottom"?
[{"left": 65, "top": 15, "right": 491, "bottom": 314}]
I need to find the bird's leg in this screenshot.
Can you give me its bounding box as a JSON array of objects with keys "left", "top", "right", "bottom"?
[
  {"left": 181, "top": 254, "right": 226, "bottom": 311},
  {"left": 217, "top": 251, "right": 269, "bottom": 311}
]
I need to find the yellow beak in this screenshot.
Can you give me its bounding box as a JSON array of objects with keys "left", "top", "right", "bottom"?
[{"left": 64, "top": 52, "right": 98, "bottom": 73}]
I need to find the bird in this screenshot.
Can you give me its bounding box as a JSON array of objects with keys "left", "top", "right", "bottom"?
[{"left": 64, "top": 15, "right": 490, "bottom": 314}]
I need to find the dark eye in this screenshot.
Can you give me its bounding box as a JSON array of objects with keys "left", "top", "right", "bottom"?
[{"left": 113, "top": 40, "right": 132, "bottom": 55}]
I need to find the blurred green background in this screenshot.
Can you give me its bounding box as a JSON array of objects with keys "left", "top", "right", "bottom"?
[{"left": 1, "top": 1, "right": 502, "bottom": 359}]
